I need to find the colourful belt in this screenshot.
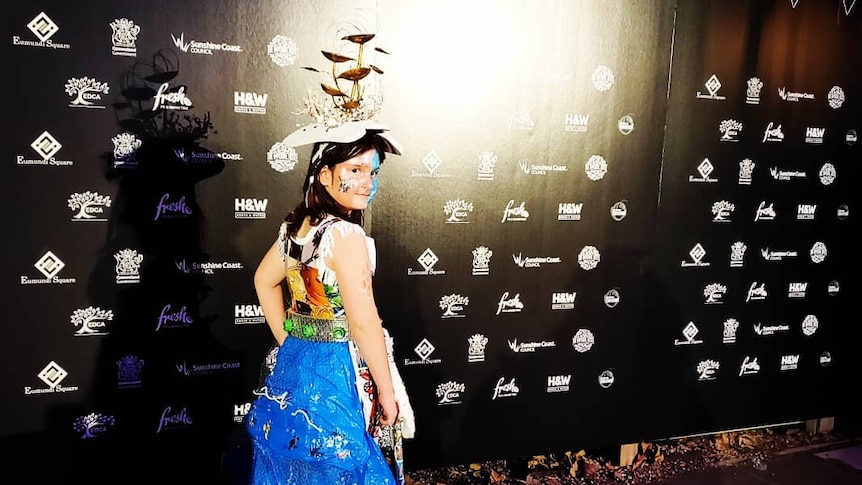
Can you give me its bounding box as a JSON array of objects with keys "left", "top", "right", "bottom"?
[{"left": 283, "top": 311, "right": 351, "bottom": 343}]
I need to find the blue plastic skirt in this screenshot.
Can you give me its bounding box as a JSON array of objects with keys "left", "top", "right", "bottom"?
[{"left": 245, "top": 337, "right": 396, "bottom": 485}]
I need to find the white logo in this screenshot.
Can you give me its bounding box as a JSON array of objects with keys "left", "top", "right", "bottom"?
[
  {"left": 28, "top": 12, "right": 59, "bottom": 42},
  {"left": 496, "top": 292, "right": 524, "bottom": 315},
  {"left": 754, "top": 201, "right": 776, "bottom": 221},
  {"left": 66, "top": 77, "right": 109, "bottom": 109},
  {"left": 115, "top": 249, "right": 143, "bottom": 284},
  {"left": 827, "top": 85, "right": 845, "bottom": 109},
  {"left": 719, "top": 119, "right": 743, "bottom": 142},
  {"left": 820, "top": 352, "right": 833, "bottom": 366},
  {"left": 551, "top": 292, "right": 576, "bottom": 310},
  {"left": 404, "top": 338, "right": 441, "bottom": 365},
  {"left": 770, "top": 167, "right": 806, "bottom": 181},
  {"left": 809, "top": 242, "right": 827, "bottom": 263},
  {"left": 413, "top": 150, "right": 450, "bottom": 178},
  {"left": 604, "top": 288, "right": 620, "bottom": 308},
  {"left": 819, "top": 162, "right": 836, "bottom": 185},
  {"left": 761, "top": 248, "right": 798, "bottom": 262},
  {"left": 112, "top": 133, "right": 142, "bottom": 167},
  {"left": 71, "top": 307, "right": 113, "bottom": 336},
  {"left": 738, "top": 158, "right": 755, "bottom": 185},
  {"left": 35, "top": 251, "right": 65, "bottom": 278},
  {"left": 610, "top": 201, "right": 627, "bottom": 221},
  {"left": 509, "top": 110, "right": 535, "bottom": 130},
  {"left": 267, "top": 140, "right": 299, "bottom": 172},
  {"left": 472, "top": 246, "right": 492, "bottom": 276},
  {"left": 508, "top": 339, "right": 556, "bottom": 353},
  {"left": 477, "top": 151, "right": 497, "bottom": 181},
  {"left": 801, "top": 315, "right": 819, "bottom": 336},
  {"left": 762, "top": 122, "right": 784, "bottom": 142},
  {"left": 585, "top": 155, "right": 608, "bottom": 181},
  {"left": 558, "top": 202, "right": 583, "bottom": 221},
  {"left": 512, "top": 253, "right": 561, "bottom": 268},
  {"left": 828, "top": 281, "right": 841, "bottom": 296},
  {"left": 31, "top": 131, "right": 62, "bottom": 161},
  {"left": 704, "top": 283, "right": 727, "bottom": 304},
  {"left": 408, "top": 248, "right": 445, "bottom": 276},
  {"left": 618, "top": 114, "right": 635, "bottom": 135},
  {"left": 681, "top": 243, "right": 710, "bottom": 267},
  {"left": 235, "top": 198, "right": 268, "bottom": 219},
  {"left": 268, "top": 35, "right": 298, "bottom": 66},
  {"left": 572, "top": 328, "right": 595, "bottom": 353},
  {"left": 836, "top": 205, "right": 849, "bottom": 220},
  {"left": 491, "top": 377, "right": 519, "bottom": 399},
  {"left": 564, "top": 113, "right": 589, "bottom": 132},
  {"left": 501, "top": 200, "right": 529, "bottom": 223},
  {"left": 753, "top": 322, "right": 790, "bottom": 336},
  {"left": 234, "top": 91, "right": 268, "bottom": 114},
  {"left": 712, "top": 200, "right": 735, "bottom": 222},
  {"left": 690, "top": 158, "right": 717, "bottom": 183},
  {"left": 843, "top": 0, "right": 857, "bottom": 15},
  {"left": 444, "top": 199, "right": 473, "bottom": 223},
  {"left": 24, "top": 361, "right": 79, "bottom": 395},
  {"left": 578, "top": 245, "right": 600, "bottom": 270},
  {"left": 746, "top": 282, "right": 767, "bottom": 302},
  {"left": 440, "top": 294, "right": 468, "bottom": 318},
  {"left": 788, "top": 282, "right": 808, "bottom": 298},
  {"left": 746, "top": 77, "right": 763, "bottom": 104},
  {"left": 518, "top": 160, "right": 567, "bottom": 175},
  {"left": 110, "top": 18, "right": 139, "bottom": 57},
  {"left": 547, "top": 375, "right": 571, "bottom": 393},
  {"left": 847, "top": 129, "right": 858, "bottom": 145},
  {"left": 739, "top": 356, "right": 761, "bottom": 376},
  {"left": 723, "top": 318, "right": 739, "bottom": 344},
  {"left": 171, "top": 32, "right": 242, "bottom": 55},
  {"left": 234, "top": 304, "right": 265, "bottom": 325},
  {"left": 69, "top": 192, "right": 111, "bottom": 221},
  {"left": 778, "top": 87, "right": 814, "bottom": 102},
  {"left": 436, "top": 381, "right": 465, "bottom": 405},
  {"left": 675, "top": 321, "right": 703, "bottom": 345},
  {"left": 20, "top": 251, "right": 76, "bottom": 285},
  {"left": 592, "top": 65, "right": 614, "bottom": 91},
  {"left": 696, "top": 74, "right": 726, "bottom": 100},
  {"left": 233, "top": 403, "right": 251, "bottom": 423},
  {"left": 805, "top": 127, "right": 825, "bottom": 144},
  {"left": 598, "top": 370, "right": 615, "bottom": 389},
  {"left": 730, "top": 241, "right": 747, "bottom": 268},
  {"left": 780, "top": 355, "right": 800, "bottom": 371},
  {"left": 468, "top": 334, "right": 488, "bottom": 363},
  {"left": 696, "top": 360, "right": 720, "bottom": 380},
  {"left": 152, "top": 83, "right": 192, "bottom": 111}
]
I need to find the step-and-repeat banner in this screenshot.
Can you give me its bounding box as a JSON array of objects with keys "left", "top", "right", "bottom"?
[{"left": 0, "top": 0, "right": 857, "bottom": 475}]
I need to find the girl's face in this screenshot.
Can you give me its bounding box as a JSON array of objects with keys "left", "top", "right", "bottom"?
[{"left": 320, "top": 148, "right": 380, "bottom": 212}]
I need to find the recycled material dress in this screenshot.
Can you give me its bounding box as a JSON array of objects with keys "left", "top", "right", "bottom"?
[{"left": 245, "top": 216, "right": 407, "bottom": 485}]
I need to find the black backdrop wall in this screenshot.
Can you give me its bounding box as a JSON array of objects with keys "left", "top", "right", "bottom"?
[{"left": 0, "top": 0, "right": 858, "bottom": 480}]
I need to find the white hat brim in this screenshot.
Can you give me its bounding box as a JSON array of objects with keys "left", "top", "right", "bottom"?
[{"left": 283, "top": 120, "right": 402, "bottom": 155}]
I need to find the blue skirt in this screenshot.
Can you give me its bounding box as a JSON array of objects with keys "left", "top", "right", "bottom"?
[{"left": 245, "top": 338, "right": 396, "bottom": 485}]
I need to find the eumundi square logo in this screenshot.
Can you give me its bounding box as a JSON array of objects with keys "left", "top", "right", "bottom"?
[
  {"left": 21, "top": 251, "right": 76, "bottom": 285},
  {"left": 24, "top": 361, "right": 78, "bottom": 395},
  {"left": 11, "top": 12, "right": 71, "bottom": 49},
  {"left": 17, "top": 131, "right": 73, "bottom": 166}
]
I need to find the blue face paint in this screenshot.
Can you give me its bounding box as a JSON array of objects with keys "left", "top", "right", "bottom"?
[{"left": 367, "top": 150, "right": 381, "bottom": 204}]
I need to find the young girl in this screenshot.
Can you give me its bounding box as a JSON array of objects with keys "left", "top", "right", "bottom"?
[{"left": 245, "top": 126, "right": 411, "bottom": 484}]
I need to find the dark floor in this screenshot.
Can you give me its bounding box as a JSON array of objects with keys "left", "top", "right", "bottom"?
[{"left": 652, "top": 441, "right": 862, "bottom": 485}]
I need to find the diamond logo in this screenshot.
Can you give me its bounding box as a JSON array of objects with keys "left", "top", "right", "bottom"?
[
  {"left": 417, "top": 248, "right": 439, "bottom": 272},
  {"left": 414, "top": 338, "right": 435, "bottom": 361},
  {"left": 38, "top": 361, "right": 68, "bottom": 389},
  {"left": 35, "top": 251, "right": 65, "bottom": 279},
  {"left": 704, "top": 74, "right": 722, "bottom": 95},
  {"left": 31, "top": 131, "right": 62, "bottom": 160},
  {"left": 422, "top": 151, "right": 443, "bottom": 174},
  {"left": 28, "top": 12, "right": 59, "bottom": 42}
]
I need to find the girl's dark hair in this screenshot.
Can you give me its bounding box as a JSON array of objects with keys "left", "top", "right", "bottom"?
[{"left": 284, "top": 130, "right": 389, "bottom": 237}]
